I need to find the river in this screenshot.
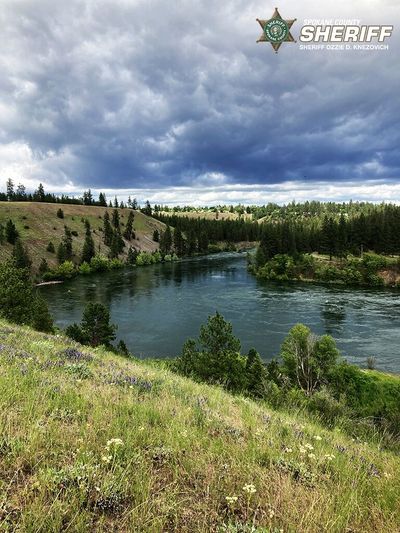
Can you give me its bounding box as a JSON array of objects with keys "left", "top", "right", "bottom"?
[{"left": 39, "top": 252, "right": 400, "bottom": 372}]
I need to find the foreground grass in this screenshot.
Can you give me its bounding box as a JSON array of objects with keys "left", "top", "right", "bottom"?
[{"left": 0, "top": 320, "right": 399, "bottom": 532}]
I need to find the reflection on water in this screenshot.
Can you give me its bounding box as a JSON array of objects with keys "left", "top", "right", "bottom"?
[{"left": 40, "top": 253, "right": 400, "bottom": 372}]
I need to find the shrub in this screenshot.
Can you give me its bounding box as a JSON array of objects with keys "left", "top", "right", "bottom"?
[
  {"left": 90, "top": 255, "right": 110, "bottom": 272},
  {"left": 79, "top": 262, "right": 92, "bottom": 275},
  {"left": 56, "top": 208, "right": 64, "bottom": 219}
]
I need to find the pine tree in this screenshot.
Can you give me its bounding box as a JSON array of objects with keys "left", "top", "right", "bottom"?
[
  {"left": 46, "top": 241, "right": 55, "bottom": 253},
  {"left": 39, "top": 258, "right": 49, "bottom": 275},
  {"left": 143, "top": 200, "right": 152, "bottom": 216},
  {"left": 112, "top": 209, "right": 120, "bottom": 229},
  {"left": 123, "top": 211, "right": 135, "bottom": 240},
  {"left": 57, "top": 242, "right": 66, "bottom": 264},
  {"left": 126, "top": 246, "right": 138, "bottom": 265},
  {"left": 98, "top": 192, "right": 107, "bottom": 207},
  {"left": 245, "top": 348, "right": 267, "bottom": 398},
  {"left": 12, "top": 239, "right": 32, "bottom": 270},
  {"left": 63, "top": 226, "right": 73, "bottom": 260},
  {"left": 6, "top": 178, "right": 15, "bottom": 201},
  {"left": 5, "top": 219, "right": 19, "bottom": 244},
  {"left": 81, "top": 220, "right": 95, "bottom": 263},
  {"left": 113, "top": 196, "right": 119, "bottom": 208},
  {"left": 153, "top": 229, "right": 160, "bottom": 242},
  {"left": 103, "top": 212, "right": 113, "bottom": 246},
  {"left": 57, "top": 208, "right": 64, "bottom": 219},
  {"left": 173, "top": 227, "right": 185, "bottom": 256},
  {"left": 66, "top": 303, "right": 117, "bottom": 347},
  {"left": 159, "top": 225, "right": 172, "bottom": 255},
  {"left": 34, "top": 183, "right": 45, "bottom": 202}
]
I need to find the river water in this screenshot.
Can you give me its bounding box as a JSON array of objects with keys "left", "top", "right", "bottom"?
[{"left": 40, "top": 252, "right": 400, "bottom": 372}]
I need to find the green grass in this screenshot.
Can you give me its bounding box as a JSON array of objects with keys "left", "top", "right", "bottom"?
[
  {"left": 0, "top": 320, "right": 399, "bottom": 532},
  {"left": 0, "top": 202, "right": 165, "bottom": 271}
]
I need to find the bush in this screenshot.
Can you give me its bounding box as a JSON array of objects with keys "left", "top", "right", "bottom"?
[
  {"left": 79, "top": 262, "right": 92, "bottom": 275},
  {"left": 56, "top": 208, "right": 64, "bottom": 219},
  {"left": 56, "top": 261, "right": 76, "bottom": 279},
  {"left": 90, "top": 255, "right": 110, "bottom": 272}
]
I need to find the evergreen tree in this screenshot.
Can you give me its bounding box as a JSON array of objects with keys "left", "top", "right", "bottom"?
[
  {"left": 103, "top": 212, "right": 113, "bottom": 246},
  {"left": 39, "top": 258, "right": 49, "bottom": 275},
  {"left": 57, "top": 242, "right": 66, "bottom": 264},
  {"left": 34, "top": 183, "right": 45, "bottom": 202},
  {"left": 173, "top": 227, "right": 185, "bottom": 256},
  {"left": 153, "top": 229, "right": 160, "bottom": 242},
  {"left": 112, "top": 209, "right": 120, "bottom": 229},
  {"left": 159, "top": 225, "right": 172, "bottom": 255},
  {"left": 126, "top": 246, "right": 138, "bottom": 265},
  {"left": 83, "top": 189, "right": 93, "bottom": 205},
  {"left": 114, "top": 196, "right": 119, "bottom": 208},
  {"left": 98, "top": 192, "right": 107, "bottom": 207},
  {"left": 123, "top": 211, "right": 135, "bottom": 240},
  {"left": 0, "top": 260, "right": 53, "bottom": 332},
  {"left": 132, "top": 198, "right": 138, "bottom": 210},
  {"left": 15, "top": 183, "right": 26, "bottom": 200},
  {"left": 32, "top": 295, "right": 54, "bottom": 332},
  {"left": 6, "top": 178, "right": 15, "bottom": 201},
  {"left": 81, "top": 220, "right": 95, "bottom": 263},
  {"left": 46, "top": 241, "right": 55, "bottom": 253},
  {"left": 66, "top": 303, "right": 117, "bottom": 347},
  {"left": 5, "top": 219, "right": 19, "bottom": 244},
  {"left": 63, "top": 226, "right": 73, "bottom": 260},
  {"left": 187, "top": 230, "right": 197, "bottom": 256},
  {"left": 12, "top": 239, "right": 32, "bottom": 270},
  {"left": 57, "top": 208, "right": 64, "bottom": 219},
  {"left": 245, "top": 348, "right": 267, "bottom": 398},
  {"left": 143, "top": 200, "right": 152, "bottom": 216}
]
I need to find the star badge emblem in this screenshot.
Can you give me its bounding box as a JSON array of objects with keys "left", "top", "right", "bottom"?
[{"left": 256, "top": 7, "right": 297, "bottom": 53}]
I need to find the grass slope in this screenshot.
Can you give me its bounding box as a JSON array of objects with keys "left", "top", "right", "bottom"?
[
  {"left": 0, "top": 202, "right": 165, "bottom": 271},
  {"left": 0, "top": 320, "right": 399, "bottom": 532}
]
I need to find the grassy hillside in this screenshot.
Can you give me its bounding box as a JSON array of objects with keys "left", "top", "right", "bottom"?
[
  {"left": 0, "top": 320, "right": 399, "bottom": 532},
  {"left": 0, "top": 202, "right": 165, "bottom": 271}
]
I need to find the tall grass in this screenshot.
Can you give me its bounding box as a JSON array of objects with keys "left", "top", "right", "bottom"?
[{"left": 0, "top": 320, "right": 399, "bottom": 532}]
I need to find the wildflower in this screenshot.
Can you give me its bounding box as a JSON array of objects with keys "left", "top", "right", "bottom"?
[
  {"left": 308, "top": 453, "right": 316, "bottom": 460},
  {"left": 106, "top": 438, "right": 124, "bottom": 450},
  {"left": 284, "top": 447, "right": 293, "bottom": 453},
  {"left": 226, "top": 495, "right": 238, "bottom": 505},
  {"left": 313, "top": 435, "right": 322, "bottom": 441},
  {"left": 269, "top": 508, "right": 275, "bottom": 518},
  {"left": 101, "top": 455, "right": 112, "bottom": 463},
  {"left": 242, "top": 483, "right": 257, "bottom": 494},
  {"left": 299, "top": 445, "right": 306, "bottom": 454},
  {"left": 304, "top": 443, "right": 314, "bottom": 451},
  {"left": 324, "top": 454, "right": 335, "bottom": 461}
]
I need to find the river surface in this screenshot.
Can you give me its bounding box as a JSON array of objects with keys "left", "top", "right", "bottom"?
[{"left": 40, "top": 252, "right": 400, "bottom": 372}]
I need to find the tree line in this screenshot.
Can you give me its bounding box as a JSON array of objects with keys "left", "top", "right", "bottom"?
[{"left": 0, "top": 178, "right": 140, "bottom": 210}]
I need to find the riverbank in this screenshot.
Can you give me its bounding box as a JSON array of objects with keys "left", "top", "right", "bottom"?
[
  {"left": 0, "top": 318, "right": 399, "bottom": 531},
  {"left": 249, "top": 252, "right": 400, "bottom": 289}
]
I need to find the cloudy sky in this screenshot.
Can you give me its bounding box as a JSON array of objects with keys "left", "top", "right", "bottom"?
[{"left": 0, "top": 0, "right": 399, "bottom": 205}]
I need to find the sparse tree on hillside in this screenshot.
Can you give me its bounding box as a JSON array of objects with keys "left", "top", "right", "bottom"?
[
  {"left": 98, "top": 192, "right": 107, "bottom": 207},
  {"left": 103, "top": 212, "right": 113, "bottom": 246},
  {"left": 123, "top": 211, "right": 135, "bottom": 240},
  {"left": 12, "top": 239, "right": 32, "bottom": 270},
  {"left": 6, "top": 220, "right": 19, "bottom": 244},
  {"left": 65, "top": 302, "right": 117, "bottom": 347},
  {"left": 81, "top": 220, "right": 95, "bottom": 264}
]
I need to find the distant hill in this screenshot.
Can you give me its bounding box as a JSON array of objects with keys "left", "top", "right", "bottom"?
[{"left": 0, "top": 202, "right": 165, "bottom": 271}]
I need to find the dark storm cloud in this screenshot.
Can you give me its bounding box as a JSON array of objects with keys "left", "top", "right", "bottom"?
[{"left": 0, "top": 0, "right": 399, "bottom": 194}]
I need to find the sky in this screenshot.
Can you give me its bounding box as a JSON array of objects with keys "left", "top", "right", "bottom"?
[{"left": 0, "top": 0, "right": 399, "bottom": 205}]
